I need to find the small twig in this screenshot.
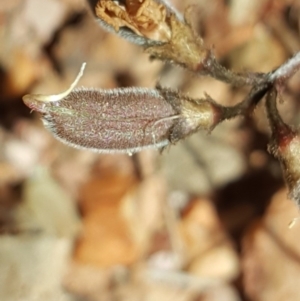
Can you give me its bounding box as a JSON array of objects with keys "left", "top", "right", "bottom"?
[
  {"left": 265, "top": 88, "right": 295, "bottom": 144},
  {"left": 219, "top": 83, "right": 270, "bottom": 121},
  {"left": 269, "top": 51, "right": 300, "bottom": 82},
  {"left": 265, "top": 89, "right": 281, "bottom": 131},
  {"left": 213, "top": 52, "right": 300, "bottom": 121},
  {"left": 201, "top": 51, "right": 267, "bottom": 87}
]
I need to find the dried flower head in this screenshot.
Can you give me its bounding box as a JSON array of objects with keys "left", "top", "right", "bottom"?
[{"left": 94, "top": 0, "right": 209, "bottom": 71}]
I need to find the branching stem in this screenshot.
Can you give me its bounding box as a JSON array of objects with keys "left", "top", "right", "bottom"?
[
  {"left": 201, "top": 52, "right": 267, "bottom": 87},
  {"left": 221, "top": 84, "right": 270, "bottom": 121},
  {"left": 269, "top": 51, "right": 300, "bottom": 82}
]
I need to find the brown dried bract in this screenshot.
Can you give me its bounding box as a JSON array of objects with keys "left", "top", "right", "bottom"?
[
  {"left": 95, "top": 0, "right": 171, "bottom": 42},
  {"left": 146, "top": 13, "right": 208, "bottom": 71}
]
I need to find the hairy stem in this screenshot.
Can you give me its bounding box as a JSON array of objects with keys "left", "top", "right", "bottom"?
[
  {"left": 200, "top": 51, "right": 267, "bottom": 87},
  {"left": 220, "top": 83, "right": 270, "bottom": 120},
  {"left": 265, "top": 88, "right": 295, "bottom": 142},
  {"left": 269, "top": 51, "right": 300, "bottom": 82}
]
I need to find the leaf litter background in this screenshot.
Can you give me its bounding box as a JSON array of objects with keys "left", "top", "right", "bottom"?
[{"left": 1, "top": 0, "right": 300, "bottom": 300}]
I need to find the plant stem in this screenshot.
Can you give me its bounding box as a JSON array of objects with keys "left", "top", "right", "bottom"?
[
  {"left": 269, "top": 51, "right": 300, "bottom": 82},
  {"left": 220, "top": 83, "right": 270, "bottom": 120},
  {"left": 201, "top": 51, "right": 266, "bottom": 87}
]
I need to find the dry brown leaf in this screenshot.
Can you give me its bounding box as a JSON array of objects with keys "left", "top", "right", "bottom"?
[
  {"left": 179, "top": 198, "right": 240, "bottom": 281},
  {"left": 74, "top": 155, "right": 140, "bottom": 267},
  {"left": 243, "top": 188, "right": 300, "bottom": 301}
]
